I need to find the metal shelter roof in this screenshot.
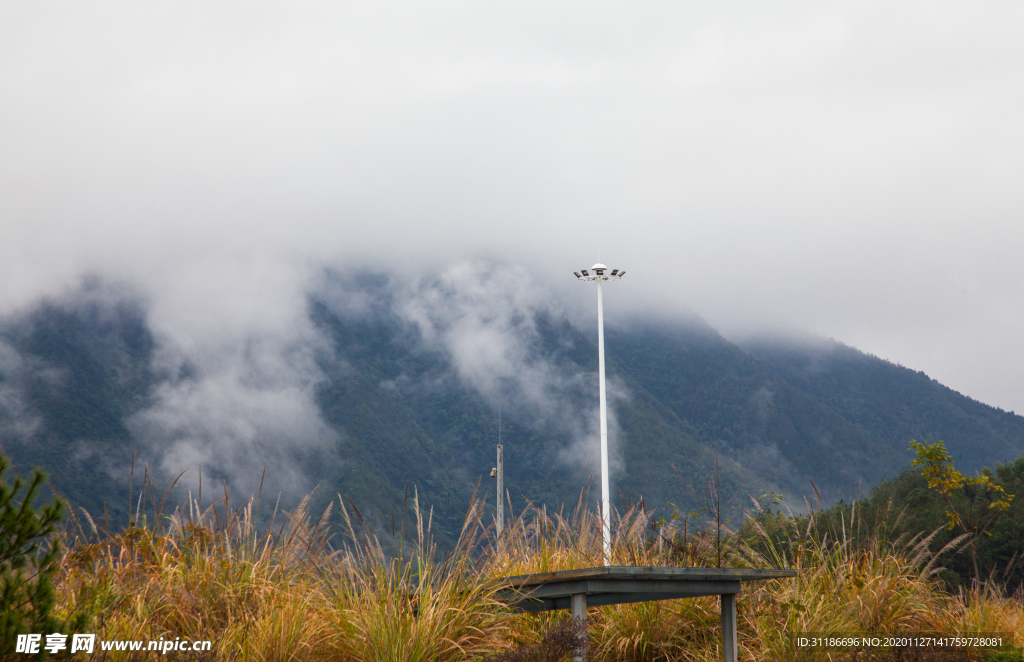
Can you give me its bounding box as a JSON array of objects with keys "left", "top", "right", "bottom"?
[{"left": 499, "top": 565, "right": 798, "bottom": 612}]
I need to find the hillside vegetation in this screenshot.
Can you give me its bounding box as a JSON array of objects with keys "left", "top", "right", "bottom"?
[{"left": 810, "top": 451, "right": 1024, "bottom": 593}]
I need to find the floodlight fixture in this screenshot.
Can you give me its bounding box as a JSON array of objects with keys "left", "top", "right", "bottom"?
[{"left": 574, "top": 262, "right": 625, "bottom": 563}]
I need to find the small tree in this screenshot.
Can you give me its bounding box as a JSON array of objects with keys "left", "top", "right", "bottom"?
[
  {"left": 0, "top": 454, "right": 83, "bottom": 657},
  {"left": 909, "top": 440, "right": 1014, "bottom": 582}
]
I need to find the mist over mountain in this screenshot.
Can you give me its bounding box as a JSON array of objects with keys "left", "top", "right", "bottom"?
[{"left": 2, "top": 265, "right": 1022, "bottom": 545}]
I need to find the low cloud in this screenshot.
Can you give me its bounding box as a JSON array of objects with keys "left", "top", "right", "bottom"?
[
  {"left": 316, "top": 262, "right": 629, "bottom": 478},
  {"left": 397, "top": 264, "right": 575, "bottom": 412},
  {"left": 3, "top": 1, "right": 1024, "bottom": 415},
  {"left": 0, "top": 340, "right": 45, "bottom": 443},
  {"left": 128, "top": 298, "right": 339, "bottom": 498}
]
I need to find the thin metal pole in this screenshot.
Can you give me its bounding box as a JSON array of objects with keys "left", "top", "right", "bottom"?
[
  {"left": 597, "top": 279, "right": 611, "bottom": 563},
  {"left": 496, "top": 443, "right": 504, "bottom": 536}
]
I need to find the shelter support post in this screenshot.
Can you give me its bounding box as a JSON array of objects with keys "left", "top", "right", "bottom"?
[
  {"left": 571, "top": 593, "right": 588, "bottom": 662},
  {"left": 720, "top": 592, "right": 737, "bottom": 662}
]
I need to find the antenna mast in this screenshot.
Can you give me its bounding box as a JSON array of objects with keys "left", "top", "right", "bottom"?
[{"left": 497, "top": 407, "right": 504, "bottom": 536}]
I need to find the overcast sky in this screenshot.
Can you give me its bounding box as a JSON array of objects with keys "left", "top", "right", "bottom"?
[{"left": 2, "top": 1, "right": 1023, "bottom": 412}]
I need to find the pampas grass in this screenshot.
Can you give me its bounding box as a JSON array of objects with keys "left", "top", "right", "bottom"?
[{"left": 51, "top": 477, "right": 1024, "bottom": 661}]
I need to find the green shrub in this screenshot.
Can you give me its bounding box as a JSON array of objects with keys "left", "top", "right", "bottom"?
[{"left": 0, "top": 454, "right": 85, "bottom": 658}]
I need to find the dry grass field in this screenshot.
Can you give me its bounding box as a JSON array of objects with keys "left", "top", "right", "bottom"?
[{"left": 51, "top": 482, "right": 1024, "bottom": 662}]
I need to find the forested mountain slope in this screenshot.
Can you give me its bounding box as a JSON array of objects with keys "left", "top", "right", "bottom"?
[
  {"left": 2, "top": 276, "right": 1022, "bottom": 544},
  {"left": 0, "top": 292, "right": 154, "bottom": 519},
  {"left": 606, "top": 323, "right": 904, "bottom": 502},
  {"left": 742, "top": 335, "right": 1024, "bottom": 475}
]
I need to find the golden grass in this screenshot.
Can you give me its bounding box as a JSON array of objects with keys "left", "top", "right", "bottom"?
[{"left": 51, "top": 484, "right": 1024, "bottom": 662}]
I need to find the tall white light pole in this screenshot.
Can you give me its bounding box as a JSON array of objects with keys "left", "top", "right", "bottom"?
[{"left": 574, "top": 263, "right": 625, "bottom": 564}]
